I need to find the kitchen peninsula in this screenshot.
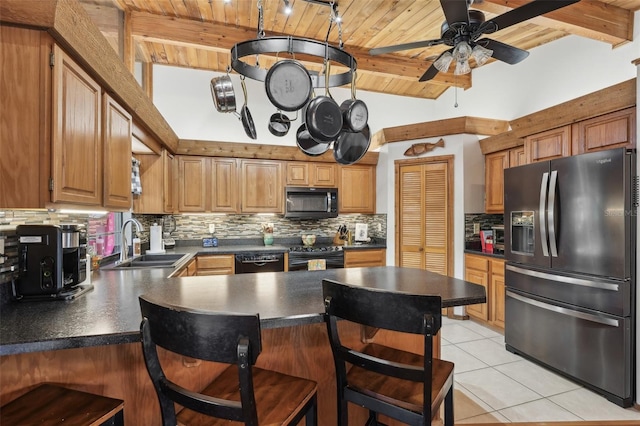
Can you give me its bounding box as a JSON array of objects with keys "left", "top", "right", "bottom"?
[{"left": 0, "top": 266, "right": 485, "bottom": 425}]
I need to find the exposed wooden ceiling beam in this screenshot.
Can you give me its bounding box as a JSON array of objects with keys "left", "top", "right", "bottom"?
[
  {"left": 370, "top": 116, "right": 510, "bottom": 150},
  {"left": 128, "top": 11, "right": 471, "bottom": 88},
  {"left": 476, "top": 0, "right": 634, "bottom": 46}
]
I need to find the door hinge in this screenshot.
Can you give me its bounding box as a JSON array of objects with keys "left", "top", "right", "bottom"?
[
  {"left": 49, "top": 51, "right": 55, "bottom": 68},
  {"left": 49, "top": 178, "right": 54, "bottom": 191}
]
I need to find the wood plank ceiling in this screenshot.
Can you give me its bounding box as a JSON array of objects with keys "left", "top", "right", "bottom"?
[{"left": 82, "top": 0, "right": 640, "bottom": 100}]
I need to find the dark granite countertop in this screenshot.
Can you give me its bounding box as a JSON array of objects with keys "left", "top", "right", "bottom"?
[
  {"left": 464, "top": 249, "right": 505, "bottom": 259},
  {"left": 0, "top": 265, "right": 485, "bottom": 357}
]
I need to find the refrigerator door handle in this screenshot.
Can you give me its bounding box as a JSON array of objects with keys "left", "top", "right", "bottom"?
[
  {"left": 506, "top": 290, "right": 620, "bottom": 327},
  {"left": 548, "top": 170, "right": 558, "bottom": 257},
  {"left": 506, "top": 264, "right": 620, "bottom": 291},
  {"left": 539, "top": 172, "right": 549, "bottom": 257}
]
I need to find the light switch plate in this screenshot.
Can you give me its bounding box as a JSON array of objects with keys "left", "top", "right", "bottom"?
[{"left": 209, "top": 224, "right": 215, "bottom": 234}]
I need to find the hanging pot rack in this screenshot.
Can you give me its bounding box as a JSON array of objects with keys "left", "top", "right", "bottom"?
[
  {"left": 230, "top": 37, "right": 356, "bottom": 88},
  {"left": 229, "top": 0, "right": 355, "bottom": 88}
]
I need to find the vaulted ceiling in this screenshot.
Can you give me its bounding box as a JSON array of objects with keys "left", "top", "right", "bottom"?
[{"left": 82, "top": 0, "right": 640, "bottom": 100}]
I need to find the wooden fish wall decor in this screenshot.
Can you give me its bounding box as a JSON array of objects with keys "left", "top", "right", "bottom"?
[{"left": 404, "top": 138, "right": 445, "bottom": 157}]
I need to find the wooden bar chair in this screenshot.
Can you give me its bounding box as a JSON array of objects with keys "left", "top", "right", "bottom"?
[
  {"left": 0, "top": 383, "right": 124, "bottom": 425},
  {"left": 139, "top": 295, "right": 318, "bottom": 426},
  {"left": 322, "top": 279, "right": 454, "bottom": 426}
]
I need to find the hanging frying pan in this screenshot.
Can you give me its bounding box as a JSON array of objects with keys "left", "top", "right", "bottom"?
[
  {"left": 296, "top": 103, "right": 329, "bottom": 156},
  {"left": 340, "top": 71, "right": 368, "bottom": 132},
  {"left": 305, "top": 61, "right": 342, "bottom": 143},
  {"left": 210, "top": 72, "right": 236, "bottom": 113},
  {"left": 265, "top": 59, "right": 312, "bottom": 112},
  {"left": 239, "top": 76, "right": 257, "bottom": 140},
  {"left": 333, "top": 125, "right": 371, "bottom": 165}
]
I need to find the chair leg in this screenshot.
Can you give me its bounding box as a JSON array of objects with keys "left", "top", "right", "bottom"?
[
  {"left": 444, "top": 384, "right": 454, "bottom": 426},
  {"left": 337, "top": 398, "right": 348, "bottom": 426},
  {"left": 305, "top": 394, "right": 317, "bottom": 426}
]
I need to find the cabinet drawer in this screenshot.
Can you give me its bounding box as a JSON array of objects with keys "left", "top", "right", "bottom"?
[
  {"left": 491, "top": 259, "right": 505, "bottom": 277},
  {"left": 465, "top": 255, "right": 489, "bottom": 272},
  {"left": 197, "top": 254, "right": 234, "bottom": 269},
  {"left": 344, "top": 249, "right": 386, "bottom": 268}
]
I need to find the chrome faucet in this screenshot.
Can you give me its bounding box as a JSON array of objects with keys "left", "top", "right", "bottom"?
[{"left": 119, "top": 218, "right": 143, "bottom": 263}]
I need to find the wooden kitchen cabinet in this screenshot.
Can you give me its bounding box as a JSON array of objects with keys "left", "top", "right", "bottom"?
[
  {"left": 339, "top": 165, "right": 376, "bottom": 214},
  {"left": 240, "top": 160, "right": 283, "bottom": 213},
  {"left": 0, "top": 27, "right": 133, "bottom": 210},
  {"left": 524, "top": 126, "right": 571, "bottom": 163},
  {"left": 102, "top": 94, "right": 132, "bottom": 210},
  {"left": 491, "top": 259, "right": 506, "bottom": 329},
  {"left": 177, "top": 156, "right": 208, "bottom": 212},
  {"left": 51, "top": 43, "right": 103, "bottom": 206},
  {"left": 196, "top": 254, "right": 235, "bottom": 276},
  {"left": 464, "top": 254, "right": 490, "bottom": 321},
  {"left": 211, "top": 158, "right": 239, "bottom": 213},
  {"left": 344, "top": 249, "right": 386, "bottom": 268},
  {"left": 484, "top": 146, "right": 525, "bottom": 213},
  {"left": 571, "top": 107, "right": 636, "bottom": 154},
  {"left": 464, "top": 253, "right": 505, "bottom": 328},
  {"left": 133, "top": 149, "right": 174, "bottom": 214},
  {"left": 286, "top": 162, "right": 337, "bottom": 187}
]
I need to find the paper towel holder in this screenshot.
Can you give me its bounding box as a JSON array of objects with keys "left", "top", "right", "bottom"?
[{"left": 148, "top": 222, "right": 166, "bottom": 254}]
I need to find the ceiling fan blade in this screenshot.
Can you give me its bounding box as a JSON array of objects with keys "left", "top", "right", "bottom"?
[
  {"left": 440, "top": 0, "right": 470, "bottom": 25},
  {"left": 477, "top": 39, "right": 529, "bottom": 65},
  {"left": 369, "top": 39, "right": 443, "bottom": 56},
  {"left": 418, "top": 49, "right": 453, "bottom": 82},
  {"left": 475, "top": 0, "right": 580, "bottom": 36}
]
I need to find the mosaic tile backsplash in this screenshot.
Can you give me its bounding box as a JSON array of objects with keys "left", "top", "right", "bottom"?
[
  {"left": 136, "top": 213, "right": 388, "bottom": 241},
  {"left": 0, "top": 210, "right": 387, "bottom": 244}
]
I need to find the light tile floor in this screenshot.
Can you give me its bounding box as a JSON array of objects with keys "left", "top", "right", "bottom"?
[{"left": 439, "top": 317, "right": 640, "bottom": 424}]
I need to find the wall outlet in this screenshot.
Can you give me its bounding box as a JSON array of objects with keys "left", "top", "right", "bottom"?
[
  {"left": 0, "top": 238, "right": 4, "bottom": 265},
  {"left": 377, "top": 223, "right": 382, "bottom": 232},
  {"left": 209, "top": 224, "right": 215, "bottom": 234},
  {"left": 473, "top": 223, "right": 480, "bottom": 234}
]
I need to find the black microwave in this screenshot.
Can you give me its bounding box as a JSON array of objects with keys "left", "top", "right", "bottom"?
[{"left": 285, "top": 187, "right": 338, "bottom": 219}]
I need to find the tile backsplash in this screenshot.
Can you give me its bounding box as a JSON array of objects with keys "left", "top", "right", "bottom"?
[
  {"left": 464, "top": 213, "right": 503, "bottom": 240},
  {"left": 135, "top": 213, "right": 387, "bottom": 241}
]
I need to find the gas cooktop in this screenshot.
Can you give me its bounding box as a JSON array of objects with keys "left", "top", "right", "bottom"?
[{"left": 289, "top": 245, "right": 343, "bottom": 253}]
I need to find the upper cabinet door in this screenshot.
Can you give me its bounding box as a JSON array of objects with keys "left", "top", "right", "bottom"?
[
  {"left": 240, "top": 160, "right": 283, "bottom": 213},
  {"left": 339, "top": 165, "right": 375, "bottom": 214},
  {"left": 103, "top": 94, "right": 132, "bottom": 210},
  {"left": 177, "top": 156, "right": 208, "bottom": 212},
  {"left": 484, "top": 150, "right": 509, "bottom": 213},
  {"left": 524, "top": 126, "right": 571, "bottom": 163},
  {"left": 51, "top": 44, "right": 103, "bottom": 205},
  {"left": 211, "top": 158, "right": 238, "bottom": 213},
  {"left": 572, "top": 107, "right": 636, "bottom": 155}
]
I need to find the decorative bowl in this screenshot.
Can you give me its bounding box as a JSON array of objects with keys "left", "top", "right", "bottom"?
[{"left": 301, "top": 235, "right": 316, "bottom": 246}]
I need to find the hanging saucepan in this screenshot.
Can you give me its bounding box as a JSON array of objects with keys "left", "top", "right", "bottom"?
[
  {"left": 265, "top": 59, "right": 312, "bottom": 112},
  {"left": 340, "top": 71, "right": 368, "bottom": 132},
  {"left": 239, "top": 75, "right": 257, "bottom": 140},
  {"left": 268, "top": 109, "right": 297, "bottom": 137},
  {"left": 305, "top": 61, "right": 343, "bottom": 143},
  {"left": 296, "top": 103, "right": 330, "bottom": 157},
  {"left": 333, "top": 125, "right": 371, "bottom": 165},
  {"left": 210, "top": 71, "right": 236, "bottom": 113}
]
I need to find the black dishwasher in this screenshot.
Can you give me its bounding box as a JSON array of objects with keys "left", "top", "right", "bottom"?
[{"left": 234, "top": 253, "right": 285, "bottom": 274}]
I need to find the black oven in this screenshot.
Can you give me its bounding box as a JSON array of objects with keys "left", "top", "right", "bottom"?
[
  {"left": 285, "top": 187, "right": 338, "bottom": 219},
  {"left": 288, "top": 246, "right": 344, "bottom": 271}
]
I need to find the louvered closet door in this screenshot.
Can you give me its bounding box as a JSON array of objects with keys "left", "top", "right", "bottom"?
[
  {"left": 399, "top": 165, "right": 424, "bottom": 268},
  {"left": 398, "top": 161, "right": 450, "bottom": 276},
  {"left": 424, "top": 162, "right": 448, "bottom": 275}
]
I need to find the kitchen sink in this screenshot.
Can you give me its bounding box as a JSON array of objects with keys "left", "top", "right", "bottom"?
[{"left": 102, "top": 253, "right": 191, "bottom": 270}]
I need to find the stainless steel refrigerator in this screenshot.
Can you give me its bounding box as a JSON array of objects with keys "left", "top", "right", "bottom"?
[{"left": 504, "top": 147, "right": 636, "bottom": 407}]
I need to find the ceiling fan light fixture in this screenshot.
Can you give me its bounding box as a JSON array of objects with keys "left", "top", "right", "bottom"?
[
  {"left": 454, "top": 59, "right": 471, "bottom": 75},
  {"left": 433, "top": 51, "right": 453, "bottom": 72},
  {"left": 452, "top": 41, "right": 472, "bottom": 62},
  {"left": 471, "top": 44, "right": 493, "bottom": 66}
]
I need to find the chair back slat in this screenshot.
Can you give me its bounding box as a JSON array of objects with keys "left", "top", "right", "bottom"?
[
  {"left": 140, "top": 295, "right": 261, "bottom": 364},
  {"left": 322, "top": 279, "right": 442, "bottom": 335}
]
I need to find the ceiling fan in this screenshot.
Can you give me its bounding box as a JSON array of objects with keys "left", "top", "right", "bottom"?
[{"left": 369, "top": 0, "right": 580, "bottom": 82}]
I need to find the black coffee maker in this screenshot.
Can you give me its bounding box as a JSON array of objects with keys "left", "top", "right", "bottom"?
[{"left": 16, "top": 224, "right": 87, "bottom": 299}]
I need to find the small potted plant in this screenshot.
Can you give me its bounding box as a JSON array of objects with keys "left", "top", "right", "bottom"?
[{"left": 261, "top": 223, "right": 274, "bottom": 246}]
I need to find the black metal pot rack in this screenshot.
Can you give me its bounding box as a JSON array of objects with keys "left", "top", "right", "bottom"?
[{"left": 230, "top": 36, "right": 356, "bottom": 88}]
